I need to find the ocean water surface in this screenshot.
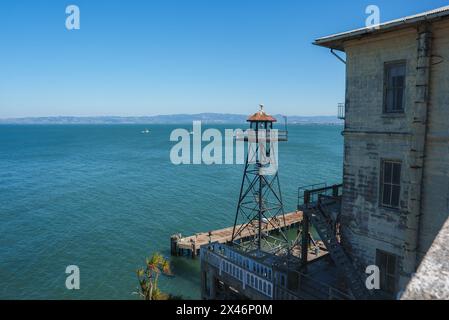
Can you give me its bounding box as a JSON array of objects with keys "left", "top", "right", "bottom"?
[{"left": 0, "top": 124, "right": 343, "bottom": 299}]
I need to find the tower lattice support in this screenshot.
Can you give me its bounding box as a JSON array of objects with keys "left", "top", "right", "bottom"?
[{"left": 231, "top": 106, "right": 289, "bottom": 253}]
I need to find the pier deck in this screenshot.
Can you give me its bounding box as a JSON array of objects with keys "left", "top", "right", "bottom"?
[{"left": 170, "top": 211, "right": 303, "bottom": 258}]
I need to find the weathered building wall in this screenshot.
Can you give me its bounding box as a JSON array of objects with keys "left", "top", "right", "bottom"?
[
  {"left": 418, "top": 19, "right": 449, "bottom": 260},
  {"left": 341, "top": 20, "right": 449, "bottom": 297},
  {"left": 343, "top": 29, "right": 417, "bottom": 132},
  {"left": 342, "top": 28, "right": 418, "bottom": 293}
]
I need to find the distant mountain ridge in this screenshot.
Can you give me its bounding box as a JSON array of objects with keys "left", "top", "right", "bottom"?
[{"left": 0, "top": 113, "right": 342, "bottom": 125}]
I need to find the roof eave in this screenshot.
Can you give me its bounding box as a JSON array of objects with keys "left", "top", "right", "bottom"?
[
  {"left": 314, "top": 8, "right": 449, "bottom": 51},
  {"left": 313, "top": 22, "right": 414, "bottom": 51}
]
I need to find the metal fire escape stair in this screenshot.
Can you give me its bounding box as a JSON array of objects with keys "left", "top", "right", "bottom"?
[{"left": 304, "top": 198, "right": 370, "bottom": 300}]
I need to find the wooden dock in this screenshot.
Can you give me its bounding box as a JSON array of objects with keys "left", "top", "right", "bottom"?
[{"left": 170, "top": 211, "right": 303, "bottom": 258}]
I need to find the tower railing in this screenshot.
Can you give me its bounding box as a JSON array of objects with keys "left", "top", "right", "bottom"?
[{"left": 235, "top": 129, "right": 288, "bottom": 142}]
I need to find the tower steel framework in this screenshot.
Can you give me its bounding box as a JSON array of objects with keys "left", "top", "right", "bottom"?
[{"left": 231, "top": 105, "right": 289, "bottom": 253}]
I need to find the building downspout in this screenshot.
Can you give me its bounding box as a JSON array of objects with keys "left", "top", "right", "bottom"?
[
  {"left": 404, "top": 23, "right": 432, "bottom": 280},
  {"left": 331, "top": 49, "right": 347, "bottom": 64}
]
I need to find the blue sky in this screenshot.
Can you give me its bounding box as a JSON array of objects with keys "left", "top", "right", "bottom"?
[{"left": 0, "top": 0, "right": 448, "bottom": 118}]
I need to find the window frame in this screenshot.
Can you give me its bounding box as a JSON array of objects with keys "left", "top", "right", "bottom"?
[
  {"left": 383, "top": 60, "right": 407, "bottom": 114},
  {"left": 380, "top": 159, "right": 402, "bottom": 209},
  {"left": 376, "top": 249, "right": 398, "bottom": 295}
]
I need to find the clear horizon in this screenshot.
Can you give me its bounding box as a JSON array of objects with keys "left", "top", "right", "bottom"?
[
  {"left": 1, "top": 0, "right": 447, "bottom": 118},
  {"left": 0, "top": 112, "right": 341, "bottom": 119}
]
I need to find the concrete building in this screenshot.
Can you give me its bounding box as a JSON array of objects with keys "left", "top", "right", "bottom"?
[{"left": 315, "top": 5, "right": 449, "bottom": 298}]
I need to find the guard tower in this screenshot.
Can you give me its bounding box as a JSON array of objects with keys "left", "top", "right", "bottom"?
[{"left": 231, "top": 105, "right": 289, "bottom": 253}]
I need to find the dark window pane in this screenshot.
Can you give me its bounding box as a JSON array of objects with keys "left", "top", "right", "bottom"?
[
  {"left": 392, "top": 163, "right": 401, "bottom": 184},
  {"left": 377, "top": 251, "right": 386, "bottom": 267},
  {"left": 385, "top": 63, "right": 406, "bottom": 113},
  {"left": 384, "top": 162, "right": 393, "bottom": 183},
  {"left": 381, "top": 161, "right": 402, "bottom": 208},
  {"left": 386, "top": 89, "right": 394, "bottom": 112},
  {"left": 387, "top": 255, "right": 397, "bottom": 274},
  {"left": 386, "top": 275, "right": 396, "bottom": 293},
  {"left": 392, "top": 75, "right": 404, "bottom": 88},
  {"left": 391, "top": 185, "right": 400, "bottom": 207},
  {"left": 383, "top": 184, "right": 392, "bottom": 206},
  {"left": 380, "top": 276, "right": 386, "bottom": 290},
  {"left": 397, "top": 65, "right": 406, "bottom": 77},
  {"left": 394, "top": 85, "right": 404, "bottom": 111}
]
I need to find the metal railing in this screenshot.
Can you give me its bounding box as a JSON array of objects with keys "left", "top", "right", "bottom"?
[
  {"left": 201, "top": 242, "right": 352, "bottom": 300},
  {"left": 338, "top": 103, "right": 345, "bottom": 120},
  {"left": 297, "top": 183, "right": 342, "bottom": 210},
  {"left": 297, "top": 183, "right": 327, "bottom": 209},
  {"left": 201, "top": 244, "right": 274, "bottom": 298}
]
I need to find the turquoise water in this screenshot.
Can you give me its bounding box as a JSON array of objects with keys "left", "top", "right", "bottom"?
[{"left": 0, "top": 124, "right": 343, "bottom": 299}]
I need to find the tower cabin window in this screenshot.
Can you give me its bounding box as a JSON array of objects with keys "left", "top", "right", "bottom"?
[
  {"left": 384, "top": 62, "right": 406, "bottom": 113},
  {"left": 380, "top": 160, "right": 401, "bottom": 209}
]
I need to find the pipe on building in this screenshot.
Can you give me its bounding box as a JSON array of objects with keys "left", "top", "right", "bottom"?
[
  {"left": 404, "top": 23, "right": 432, "bottom": 279},
  {"left": 331, "top": 49, "right": 347, "bottom": 64}
]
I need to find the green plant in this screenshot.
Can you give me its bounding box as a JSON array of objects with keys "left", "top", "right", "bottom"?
[{"left": 136, "top": 253, "right": 173, "bottom": 300}]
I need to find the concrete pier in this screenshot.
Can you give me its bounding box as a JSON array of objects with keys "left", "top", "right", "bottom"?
[{"left": 170, "top": 211, "right": 303, "bottom": 258}]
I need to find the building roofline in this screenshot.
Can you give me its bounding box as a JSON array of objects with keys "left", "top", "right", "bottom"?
[{"left": 314, "top": 5, "right": 449, "bottom": 51}]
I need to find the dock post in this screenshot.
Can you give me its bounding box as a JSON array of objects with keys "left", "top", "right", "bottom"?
[
  {"left": 170, "top": 234, "right": 181, "bottom": 256},
  {"left": 190, "top": 239, "right": 197, "bottom": 258}
]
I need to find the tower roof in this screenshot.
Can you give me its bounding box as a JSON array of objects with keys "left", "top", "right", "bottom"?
[{"left": 247, "top": 105, "right": 277, "bottom": 122}]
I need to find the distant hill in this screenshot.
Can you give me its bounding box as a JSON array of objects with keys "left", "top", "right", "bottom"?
[{"left": 0, "top": 114, "right": 343, "bottom": 125}]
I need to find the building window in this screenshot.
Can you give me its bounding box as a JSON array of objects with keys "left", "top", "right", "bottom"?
[
  {"left": 380, "top": 160, "right": 401, "bottom": 208},
  {"left": 384, "top": 62, "right": 406, "bottom": 113},
  {"left": 376, "top": 250, "right": 398, "bottom": 294}
]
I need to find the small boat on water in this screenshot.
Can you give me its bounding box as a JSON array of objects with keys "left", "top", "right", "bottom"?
[{"left": 141, "top": 129, "right": 150, "bottom": 134}]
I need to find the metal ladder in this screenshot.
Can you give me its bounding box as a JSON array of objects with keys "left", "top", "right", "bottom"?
[{"left": 304, "top": 198, "right": 369, "bottom": 300}]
